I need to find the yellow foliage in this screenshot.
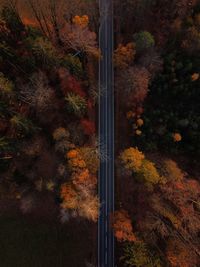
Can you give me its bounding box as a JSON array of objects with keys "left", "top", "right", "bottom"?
[
  {"left": 163, "top": 159, "right": 184, "bottom": 181},
  {"left": 72, "top": 15, "right": 89, "bottom": 28},
  {"left": 120, "top": 147, "right": 145, "bottom": 172},
  {"left": 79, "top": 147, "right": 99, "bottom": 174},
  {"left": 139, "top": 160, "right": 161, "bottom": 185},
  {"left": 173, "top": 133, "right": 182, "bottom": 142}
]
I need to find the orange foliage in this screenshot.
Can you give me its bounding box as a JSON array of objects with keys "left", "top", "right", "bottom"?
[
  {"left": 60, "top": 184, "right": 78, "bottom": 209},
  {"left": 72, "top": 168, "right": 97, "bottom": 190},
  {"left": 67, "top": 149, "right": 79, "bottom": 159},
  {"left": 66, "top": 149, "right": 86, "bottom": 169},
  {"left": 173, "top": 133, "right": 182, "bottom": 142},
  {"left": 166, "top": 239, "right": 197, "bottom": 267},
  {"left": 113, "top": 210, "right": 136, "bottom": 242},
  {"left": 22, "top": 17, "right": 38, "bottom": 27},
  {"left": 114, "top": 43, "right": 136, "bottom": 68},
  {"left": 72, "top": 15, "right": 89, "bottom": 28}
]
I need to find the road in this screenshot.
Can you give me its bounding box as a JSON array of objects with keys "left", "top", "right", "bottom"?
[{"left": 98, "top": 0, "right": 114, "bottom": 266}]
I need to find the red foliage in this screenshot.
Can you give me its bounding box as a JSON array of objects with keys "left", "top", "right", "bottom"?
[
  {"left": 81, "top": 119, "right": 95, "bottom": 135},
  {"left": 58, "top": 68, "right": 86, "bottom": 97}
]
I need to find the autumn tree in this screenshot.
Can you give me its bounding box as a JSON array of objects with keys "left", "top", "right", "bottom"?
[
  {"left": 120, "top": 147, "right": 145, "bottom": 172},
  {"left": 116, "top": 66, "right": 150, "bottom": 112},
  {"left": 58, "top": 68, "right": 85, "bottom": 97},
  {"left": 60, "top": 183, "right": 79, "bottom": 210},
  {"left": 0, "top": 73, "right": 14, "bottom": 98},
  {"left": 61, "top": 147, "right": 99, "bottom": 222},
  {"left": 65, "top": 92, "right": 87, "bottom": 116},
  {"left": 25, "top": 0, "right": 67, "bottom": 43},
  {"left": 120, "top": 147, "right": 162, "bottom": 186},
  {"left": 113, "top": 210, "right": 136, "bottom": 242},
  {"left": 61, "top": 15, "right": 99, "bottom": 57},
  {"left": 122, "top": 242, "right": 164, "bottom": 267},
  {"left": 80, "top": 119, "right": 95, "bottom": 136},
  {"left": 79, "top": 195, "right": 99, "bottom": 222},
  {"left": 53, "top": 127, "right": 74, "bottom": 153},
  {"left": 20, "top": 72, "right": 54, "bottom": 113},
  {"left": 114, "top": 42, "right": 136, "bottom": 69},
  {"left": 134, "top": 31, "right": 155, "bottom": 52}
]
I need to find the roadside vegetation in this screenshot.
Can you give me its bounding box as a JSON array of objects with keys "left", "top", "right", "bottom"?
[
  {"left": 0, "top": 0, "right": 99, "bottom": 266},
  {"left": 114, "top": 0, "right": 200, "bottom": 266}
]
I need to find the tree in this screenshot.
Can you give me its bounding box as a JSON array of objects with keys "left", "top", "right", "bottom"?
[
  {"left": 79, "top": 146, "right": 99, "bottom": 174},
  {"left": 117, "top": 66, "right": 150, "bottom": 111},
  {"left": 0, "top": 136, "right": 10, "bottom": 152},
  {"left": 65, "top": 92, "right": 87, "bottom": 116},
  {"left": 113, "top": 210, "right": 136, "bottom": 242},
  {"left": 61, "top": 15, "right": 99, "bottom": 57},
  {"left": 122, "top": 242, "right": 164, "bottom": 267},
  {"left": 66, "top": 148, "right": 87, "bottom": 170},
  {"left": 25, "top": 0, "right": 67, "bottom": 43},
  {"left": 114, "top": 43, "right": 136, "bottom": 69},
  {"left": 81, "top": 119, "right": 95, "bottom": 136},
  {"left": 137, "top": 159, "right": 161, "bottom": 186},
  {"left": 0, "top": 72, "right": 14, "bottom": 97},
  {"left": 1, "top": 2, "right": 25, "bottom": 38},
  {"left": 32, "top": 36, "right": 58, "bottom": 66},
  {"left": 162, "top": 159, "right": 184, "bottom": 181},
  {"left": 79, "top": 195, "right": 99, "bottom": 222},
  {"left": 166, "top": 238, "right": 198, "bottom": 267},
  {"left": 72, "top": 169, "right": 97, "bottom": 192},
  {"left": 133, "top": 31, "right": 155, "bottom": 52},
  {"left": 58, "top": 68, "right": 85, "bottom": 97},
  {"left": 10, "top": 114, "right": 36, "bottom": 135},
  {"left": 120, "top": 147, "right": 162, "bottom": 186},
  {"left": 20, "top": 72, "right": 54, "bottom": 113},
  {"left": 53, "top": 127, "right": 73, "bottom": 153},
  {"left": 120, "top": 147, "right": 145, "bottom": 172},
  {"left": 60, "top": 183, "right": 79, "bottom": 210}
]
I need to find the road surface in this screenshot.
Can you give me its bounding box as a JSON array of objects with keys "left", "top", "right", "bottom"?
[{"left": 98, "top": 0, "right": 114, "bottom": 266}]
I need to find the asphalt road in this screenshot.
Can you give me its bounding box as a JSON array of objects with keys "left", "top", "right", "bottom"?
[{"left": 98, "top": 0, "right": 114, "bottom": 266}]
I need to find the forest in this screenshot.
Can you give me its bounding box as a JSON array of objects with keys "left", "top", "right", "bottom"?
[
  {"left": 0, "top": 0, "right": 200, "bottom": 266},
  {"left": 114, "top": 0, "right": 200, "bottom": 266}
]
